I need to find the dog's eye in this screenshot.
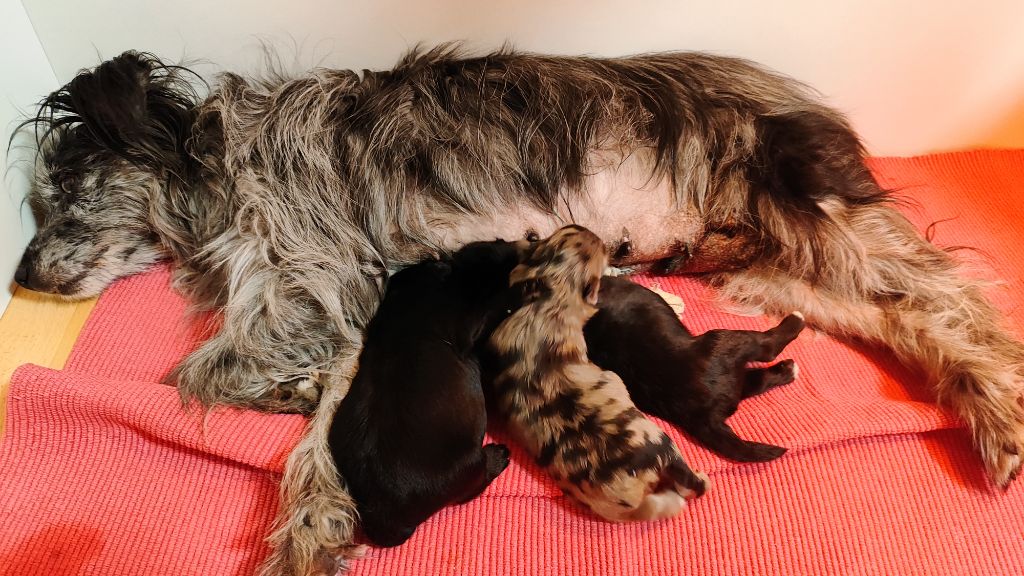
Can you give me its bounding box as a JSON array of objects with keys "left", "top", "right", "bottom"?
[{"left": 57, "top": 175, "right": 78, "bottom": 196}]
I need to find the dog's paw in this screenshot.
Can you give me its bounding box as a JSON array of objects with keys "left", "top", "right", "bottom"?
[
  {"left": 977, "top": 404, "right": 1024, "bottom": 488},
  {"left": 273, "top": 371, "right": 323, "bottom": 414},
  {"left": 170, "top": 339, "right": 282, "bottom": 411},
  {"left": 982, "top": 431, "right": 1023, "bottom": 489},
  {"left": 993, "top": 449, "right": 1022, "bottom": 488},
  {"left": 961, "top": 368, "right": 1024, "bottom": 488}
]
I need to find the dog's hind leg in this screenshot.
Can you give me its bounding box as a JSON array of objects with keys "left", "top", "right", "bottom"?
[{"left": 711, "top": 201, "right": 1024, "bottom": 486}]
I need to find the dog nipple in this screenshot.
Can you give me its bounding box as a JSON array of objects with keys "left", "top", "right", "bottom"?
[{"left": 612, "top": 227, "right": 633, "bottom": 260}]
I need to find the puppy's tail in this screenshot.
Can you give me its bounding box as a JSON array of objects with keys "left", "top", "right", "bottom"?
[{"left": 687, "top": 419, "right": 788, "bottom": 462}]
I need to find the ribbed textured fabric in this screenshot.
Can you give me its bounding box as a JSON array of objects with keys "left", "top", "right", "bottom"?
[{"left": 2, "top": 150, "right": 1024, "bottom": 575}]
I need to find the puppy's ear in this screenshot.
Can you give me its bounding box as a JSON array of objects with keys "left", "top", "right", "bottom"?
[
  {"left": 583, "top": 277, "right": 600, "bottom": 305},
  {"left": 50, "top": 51, "right": 199, "bottom": 172},
  {"left": 512, "top": 277, "right": 551, "bottom": 304},
  {"left": 513, "top": 239, "right": 534, "bottom": 262}
]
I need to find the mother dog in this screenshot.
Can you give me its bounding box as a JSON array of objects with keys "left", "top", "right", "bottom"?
[{"left": 16, "top": 45, "right": 1024, "bottom": 574}]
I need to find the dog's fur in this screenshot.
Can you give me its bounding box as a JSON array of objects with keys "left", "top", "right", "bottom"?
[
  {"left": 489, "top": 225, "right": 710, "bottom": 521},
  {"left": 15, "top": 45, "right": 1024, "bottom": 574},
  {"left": 587, "top": 277, "right": 805, "bottom": 462},
  {"left": 329, "top": 240, "right": 520, "bottom": 547}
]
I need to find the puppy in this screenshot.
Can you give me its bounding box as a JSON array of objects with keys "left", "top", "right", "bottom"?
[
  {"left": 586, "top": 277, "right": 806, "bottom": 462},
  {"left": 328, "top": 240, "right": 521, "bottom": 547},
  {"left": 489, "top": 225, "right": 710, "bottom": 522}
]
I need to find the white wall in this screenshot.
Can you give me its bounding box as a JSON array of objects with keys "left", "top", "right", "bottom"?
[
  {"left": 19, "top": 0, "right": 1024, "bottom": 155},
  {"left": 0, "top": 0, "right": 58, "bottom": 315}
]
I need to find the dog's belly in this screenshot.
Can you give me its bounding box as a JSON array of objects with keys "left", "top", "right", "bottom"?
[{"left": 436, "top": 151, "right": 706, "bottom": 266}]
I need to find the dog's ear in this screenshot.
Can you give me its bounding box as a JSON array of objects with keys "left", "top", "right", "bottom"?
[
  {"left": 51, "top": 51, "right": 198, "bottom": 172},
  {"left": 66, "top": 52, "right": 153, "bottom": 149}
]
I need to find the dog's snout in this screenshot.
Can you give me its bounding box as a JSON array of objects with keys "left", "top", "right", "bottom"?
[{"left": 14, "top": 258, "right": 31, "bottom": 287}]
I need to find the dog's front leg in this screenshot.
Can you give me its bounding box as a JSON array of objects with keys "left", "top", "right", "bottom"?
[
  {"left": 257, "top": 363, "right": 364, "bottom": 576},
  {"left": 166, "top": 330, "right": 325, "bottom": 414},
  {"left": 167, "top": 264, "right": 366, "bottom": 413}
]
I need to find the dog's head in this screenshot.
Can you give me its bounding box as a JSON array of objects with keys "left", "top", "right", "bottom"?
[
  {"left": 14, "top": 51, "right": 199, "bottom": 297},
  {"left": 512, "top": 224, "right": 608, "bottom": 306}
]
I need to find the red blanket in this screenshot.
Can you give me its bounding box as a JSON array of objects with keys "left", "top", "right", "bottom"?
[{"left": 3, "top": 150, "right": 1024, "bottom": 575}]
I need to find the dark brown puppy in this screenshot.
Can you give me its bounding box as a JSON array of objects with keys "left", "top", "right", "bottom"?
[
  {"left": 585, "top": 278, "right": 805, "bottom": 462},
  {"left": 328, "top": 241, "right": 520, "bottom": 547}
]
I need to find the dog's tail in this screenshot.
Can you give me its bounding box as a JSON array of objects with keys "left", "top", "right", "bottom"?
[{"left": 686, "top": 418, "right": 788, "bottom": 462}]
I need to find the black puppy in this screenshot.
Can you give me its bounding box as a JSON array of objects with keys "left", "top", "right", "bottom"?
[
  {"left": 328, "top": 241, "right": 521, "bottom": 547},
  {"left": 585, "top": 277, "right": 805, "bottom": 462}
]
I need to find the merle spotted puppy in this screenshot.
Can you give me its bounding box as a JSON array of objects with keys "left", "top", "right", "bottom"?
[
  {"left": 586, "top": 277, "right": 806, "bottom": 462},
  {"left": 328, "top": 240, "right": 522, "bottom": 547},
  {"left": 489, "top": 225, "right": 710, "bottom": 522}
]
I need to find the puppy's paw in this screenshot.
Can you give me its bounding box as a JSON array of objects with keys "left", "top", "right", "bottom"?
[
  {"left": 695, "top": 471, "right": 711, "bottom": 493},
  {"left": 778, "top": 311, "right": 806, "bottom": 335},
  {"left": 767, "top": 359, "right": 799, "bottom": 386},
  {"left": 648, "top": 286, "right": 686, "bottom": 315},
  {"left": 484, "top": 443, "right": 512, "bottom": 475},
  {"left": 679, "top": 471, "right": 711, "bottom": 500}
]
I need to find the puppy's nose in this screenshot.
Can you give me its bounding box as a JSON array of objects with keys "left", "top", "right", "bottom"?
[{"left": 14, "top": 259, "right": 30, "bottom": 287}]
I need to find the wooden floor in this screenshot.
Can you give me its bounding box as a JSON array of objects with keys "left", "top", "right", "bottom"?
[{"left": 0, "top": 288, "right": 96, "bottom": 436}]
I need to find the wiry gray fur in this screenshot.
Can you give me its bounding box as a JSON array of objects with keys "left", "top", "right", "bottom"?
[{"left": 16, "top": 44, "right": 1024, "bottom": 575}]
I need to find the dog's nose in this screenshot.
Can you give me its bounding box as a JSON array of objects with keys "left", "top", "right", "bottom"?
[{"left": 14, "top": 259, "right": 30, "bottom": 287}]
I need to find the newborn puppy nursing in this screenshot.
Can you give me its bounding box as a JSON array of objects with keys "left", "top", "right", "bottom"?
[
  {"left": 328, "top": 241, "right": 521, "bottom": 547},
  {"left": 587, "top": 277, "right": 805, "bottom": 462},
  {"left": 489, "top": 225, "right": 710, "bottom": 522}
]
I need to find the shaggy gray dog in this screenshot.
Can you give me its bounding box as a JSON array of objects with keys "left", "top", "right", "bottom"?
[{"left": 16, "top": 45, "right": 1024, "bottom": 575}]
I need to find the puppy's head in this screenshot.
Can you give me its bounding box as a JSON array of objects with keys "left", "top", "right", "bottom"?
[
  {"left": 512, "top": 225, "right": 608, "bottom": 306},
  {"left": 14, "top": 51, "right": 200, "bottom": 298}
]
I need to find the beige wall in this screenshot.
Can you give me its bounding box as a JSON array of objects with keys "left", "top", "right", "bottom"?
[{"left": 20, "top": 0, "right": 1024, "bottom": 155}]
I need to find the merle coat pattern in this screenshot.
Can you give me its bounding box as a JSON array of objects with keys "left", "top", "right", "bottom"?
[{"left": 489, "top": 226, "right": 710, "bottom": 522}]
